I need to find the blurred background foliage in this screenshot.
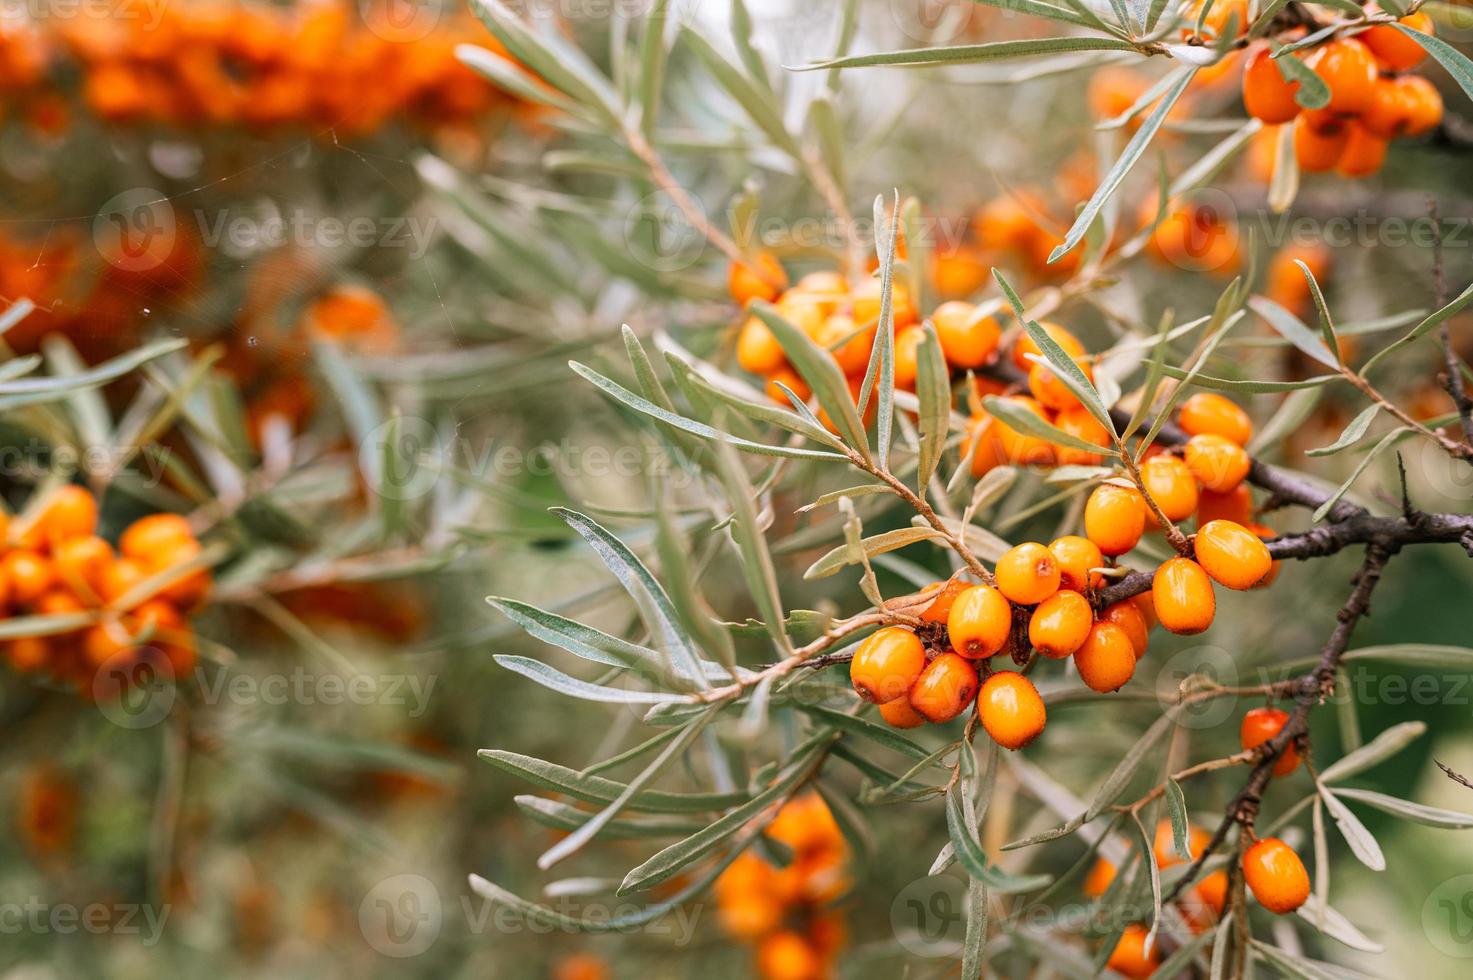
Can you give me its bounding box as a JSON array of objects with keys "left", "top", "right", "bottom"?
[{"left": 0, "top": 0, "right": 1471, "bottom": 978}]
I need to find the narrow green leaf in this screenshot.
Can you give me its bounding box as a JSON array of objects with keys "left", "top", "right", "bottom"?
[
  {"left": 804, "top": 527, "right": 942, "bottom": 580},
  {"left": 800, "top": 704, "right": 934, "bottom": 761},
  {"left": 1393, "top": 25, "right": 1473, "bottom": 103},
  {"left": 571, "top": 361, "right": 845, "bottom": 461},
  {"left": 798, "top": 36, "right": 1136, "bottom": 71},
  {"left": 1332, "top": 788, "right": 1473, "bottom": 829},
  {"left": 1362, "top": 280, "right": 1473, "bottom": 374},
  {"left": 479, "top": 750, "right": 747, "bottom": 812},
  {"left": 1086, "top": 711, "right": 1175, "bottom": 820},
  {"left": 1319, "top": 721, "right": 1425, "bottom": 783},
  {"left": 1249, "top": 295, "right": 1338, "bottom": 368},
  {"left": 619, "top": 741, "right": 825, "bottom": 893},
  {"left": 538, "top": 708, "right": 714, "bottom": 868},
  {"left": 945, "top": 783, "right": 1052, "bottom": 893},
  {"left": 983, "top": 395, "right": 1115, "bottom": 455},
  {"left": 682, "top": 27, "right": 801, "bottom": 156},
  {"left": 914, "top": 329, "right": 950, "bottom": 491},
  {"left": 1050, "top": 68, "right": 1198, "bottom": 265},
  {"left": 1319, "top": 787, "right": 1386, "bottom": 871},
  {"left": 1305, "top": 404, "right": 1379, "bottom": 457},
  {"left": 750, "top": 302, "right": 869, "bottom": 456},
  {"left": 1273, "top": 50, "right": 1330, "bottom": 110},
  {"left": 494, "top": 656, "right": 683, "bottom": 703},
  {"left": 1311, "top": 427, "right": 1414, "bottom": 522},
  {"left": 515, "top": 796, "right": 707, "bottom": 839},
  {"left": 1165, "top": 779, "right": 1191, "bottom": 862},
  {"left": 553, "top": 508, "right": 716, "bottom": 688},
  {"left": 713, "top": 439, "right": 790, "bottom": 654},
  {"left": 487, "top": 596, "right": 662, "bottom": 672}
]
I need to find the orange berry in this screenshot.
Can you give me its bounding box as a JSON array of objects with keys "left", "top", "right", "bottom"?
[
  {"left": 552, "top": 953, "right": 611, "bottom": 980},
  {"left": 892, "top": 326, "right": 924, "bottom": 390},
  {"left": 1198, "top": 484, "right": 1253, "bottom": 526},
  {"left": 1084, "top": 483, "right": 1147, "bottom": 556},
  {"left": 1152, "top": 557, "right": 1216, "bottom": 635},
  {"left": 1361, "top": 10, "right": 1432, "bottom": 71},
  {"left": 1294, "top": 113, "right": 1350, "bottom": 173},
  {"left": 921, "top": 579, "right": 969, "bottom": 624},
  {"left": 1052, "top": 406, "right": 1110, "bottom": 466},
  {"left": 849, "top": 627, "right": 926, "bottom": 704},
  {"left": 908, "top": 652, "right": 979, "bottom": 723},
  {"left": 5, "top": 550, "right": 56, "bottom": 606},
  {"left": 756, "top": 930, "right": 822, "bottom": 980},
  {"left": 878, "top": 695, "right": 927, "bottom": 729},
  {"left": 1336, "top": 122, "right": 1387, "bottom": 178},
  {"left": 1178, "top": 392, "right": 1252, "bottom": 446},
  {"left": 1183, "top": 433, "right": 1250, "bottom": 493},
  {"left": 775, "top": 294, "right": 825, "bottom": 337},
  {"left": 1240, "top": 706, "right": 1301, "bottom": 776},
  {"left": 120, "top": 514, "right": 195, "bottom": 562},
  {"left": 35, "top": 589, "right": 84, "bottom": 618},
  {"left": 736, "top": 316, "right": 788, "bottom": 375},
  {"left": 82, "top": 622, "right": 132, "bottom": 669},
  {"left": 1011, "top": 321, "right": 1085, "bottom": 371},
  {"left": 1140, "top": 455, "right": 1200, "bottom": 523},
  {"left": 1362, "top": 75, "right": 1414, "bottom": 139},
  {"left": 765, "top": 366, "right": 811, "bottom": 405},
  {"left": 1195, "top": 519, "right": 1273, "bottom": 590},
  {"left": 991, "top": 396, "right": 1056, "bottom": 467},
  {"left": 1243, "top": 837, "right": 1310, "bottom": 914},
  {"left": 1049, "top": 535, "right": 1105, "bottom": 593},
  {"left": 851, "top": 278, "right": 916, "bottom": 328},
  {"left": 1184, "top": 869, "right": 1229, "bottom": 929},
  {"left": 1242, "top": 44, "right": 1302, "bottom": 124},
  {"left": 6, "top": 636, "right": 50, "bottom": 672},
  {"left": 976, "top": 670, "right": 1047, "bottom": 750},
  {"left": 946, "top": 585, "right": 1012, "bottom": 659},
  {"left": 1101, "top": 600, "right": 1150, "bottom": 659},
  {"left": 1029, "top": 590, "right": 1093, "bottom": 658},
  {"left": 815, "top": 315, "right": 874, "bottom": 375},
  {"left": 1027, "top": 358, "right": 1092, "bottom": 411},
  {"left": 728, "top": 251, "right": 787, "bottom": 307},
  {"left": 1083, "top": 858, "right": 1116, "bottom": 897},
  {"left": 1306, "top": 38, "right": 1378, "bottom": 115},
  {"left": 995, "top": 542, "right": 1061, "bottom": 605},
  {"left": 99, "top": 558, "right": 148, "bottom": 606},
  {"left": 36, "top": 485, "right": 98, "bottom": 547},
  {"left": 1401, "top": 74, "right": 1444, "bottom": 136},
  {"left": 1154, "top": 819, "right": 1212, "bottom": 867},
  {"left": 931, "top": 301, "right": 1000, "bottom": 368},
  {"left": 966, "top": 414, "right": 1008, "bottom": 478},
  {"left": 1131, "top": 591, "right": 1158, "bottom": 631},
  {"left": 1074, "top": 621, "right": 1137, "bottom": 692},
  {"left": 1246, "top": 522, "right": 1282, "bottom": 588},
  {"left": 1106, "top": 924, "right": 1160, "bottom": 979},
  {"left": 52, "top": 535, "right": 115, "bottom": 603}
]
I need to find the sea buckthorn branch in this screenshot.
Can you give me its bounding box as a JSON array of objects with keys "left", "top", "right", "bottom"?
[
  {"left": 1428, "top": 199, "right": 1473, "bottom": 452},
  {"left": 1096, "top": 507, "right": 1473, "bottom": 606},
  {"left": 1161, "top": 542, "right": 1394, "bottom": 905}
]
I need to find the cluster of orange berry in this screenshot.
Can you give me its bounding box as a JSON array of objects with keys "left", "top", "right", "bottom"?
[
  {"left": 731, "top": 254, "right": 1007, "bottom": 417},
  {"left": 5, "top": 1, "right": 509, "bottom": 137},
  {"left": 1242, "top": 12, "right": 1443, "bottom": 177},
  {"left": 714, "top": 793, "right": 848, "bottom": 980},
  {"left": 852, "top": 386, "right": 1274, "bottom": 748},
  {"left": 2, "top": 486, "right": 208, "bottom": 691}
]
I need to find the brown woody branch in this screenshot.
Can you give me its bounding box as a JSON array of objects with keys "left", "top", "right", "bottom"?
[{"left": 1162, "top": 543, "right": 1395, "bottom": 904}]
